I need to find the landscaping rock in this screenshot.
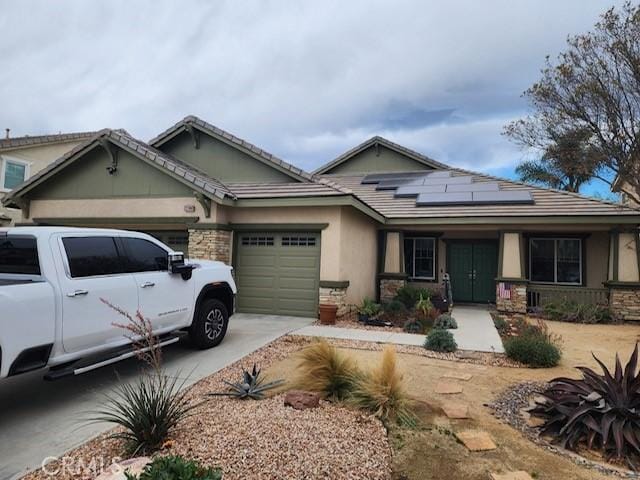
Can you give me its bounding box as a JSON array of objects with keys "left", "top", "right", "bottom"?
[
  {"left": 442, "top": 403, "right": 470, "bottom": 419},
  {"left": 443, "top": 372, "right": 473, "bottom": 381},
  {"left": 95, "top": 457, "right": 150, "bottom": 480},
  {"left": 455, "top": 430, "right": 497, "bottom": 451},
  {"left": 284, "top": 390, "right": 321, "bottom": 410},
  {"left": 490, "top": 472, "right": 533, "bottom": 480},
  {"left": 434, "top": 381, "right": 463, "bottom": 394}
]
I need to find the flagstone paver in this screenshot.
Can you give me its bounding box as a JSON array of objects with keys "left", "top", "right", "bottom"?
[
  {"left": 456, "top": 430, "right": 497, "bottom": 451},
  {"left": 434, "top": 381, "right": 463, "bottom": 394},
  {"left": 490, "top": 472, "right": 533, "bottom": 480},
  {"left": 442, "top": 403, "right": 470, "bottom": 419},
  {"left": 443, "top": 372, "right": 473, "bottom": 381}
]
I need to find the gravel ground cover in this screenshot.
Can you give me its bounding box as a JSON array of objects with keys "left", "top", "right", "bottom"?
[
  {"left": 314, "top": 317, "right": 405, "bottom": 333},
  {"left": 22, "top": 336, "right": 391, "bottom": 480},
  {"left": 488, "top": 382, "right": 640, "bottom": 479}
]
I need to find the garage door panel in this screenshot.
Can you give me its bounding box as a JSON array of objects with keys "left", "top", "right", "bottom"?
[{"left": 235, "top": 232, "right": 320, "bottom": 317}]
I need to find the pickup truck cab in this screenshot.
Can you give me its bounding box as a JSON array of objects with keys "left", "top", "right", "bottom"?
[{"left": 0, "top": 227, "right": 237, "bottom": 380}]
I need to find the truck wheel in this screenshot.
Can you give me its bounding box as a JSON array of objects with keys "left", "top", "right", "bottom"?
[{"left": 189, "top": 299, "right": 229, "bottom": 349}]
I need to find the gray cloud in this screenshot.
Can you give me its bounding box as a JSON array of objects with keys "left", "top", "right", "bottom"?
[{"left": 0, "top": 0, "right": 627, "bottom": 176}]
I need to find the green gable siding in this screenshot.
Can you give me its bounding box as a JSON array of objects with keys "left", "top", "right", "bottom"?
[
  {"left": 326, "top": 145, "right": 434, "bottom": 174},
  {"left": 29, "top": 146, "right": 193, "bottom": 200},
  {"left": 159, "top": 131, "right": 296, "bottom": 183}
]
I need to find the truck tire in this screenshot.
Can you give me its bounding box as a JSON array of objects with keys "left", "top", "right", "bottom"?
[{"left": 189, "top": 298, "right": 229, "bottom": 349}]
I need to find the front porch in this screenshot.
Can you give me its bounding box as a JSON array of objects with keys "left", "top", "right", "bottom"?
[{"left": 376, "top": 226, "right": 640, "bottom": 321}]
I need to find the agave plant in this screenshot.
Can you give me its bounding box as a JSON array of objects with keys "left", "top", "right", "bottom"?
[
  {"left": 210, "top": 364, "right": 284, "bottom": 400},
  {"left": 530, "top": 344, "right": 640, "bottom": 466}
]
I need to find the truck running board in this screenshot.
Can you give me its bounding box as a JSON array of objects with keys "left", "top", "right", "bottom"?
[{"left": 43, "top": 332, "right": 187, "bottom": 381}]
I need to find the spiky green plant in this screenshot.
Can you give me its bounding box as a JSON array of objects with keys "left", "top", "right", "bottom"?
[
  {"left": 124, "top": 455, "right": 222, "bottom": 480},
  {"left": 90, "top": 373, "right": 199, "bottom": 455},
  {"left": 209, "top": 364, "right": 284, "bottom": 400},
  {"left": 530, "top": 344, "right": 640, "bottom": 467}
]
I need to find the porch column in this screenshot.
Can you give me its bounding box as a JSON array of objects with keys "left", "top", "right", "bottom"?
[
  {"left": 496, "top": 231, "right": 528, "bottom": 314},
  {"left": 606, "top": 229, "right": 640, "bottom": 321},
  {"left": 187, "top": 224, "right": 232, "bottom": 264},
  {"left": 378, "top": 230, "right": 407, "bottom": 302}
]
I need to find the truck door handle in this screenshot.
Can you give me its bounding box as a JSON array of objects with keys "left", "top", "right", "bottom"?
[
  {"left": 140, "top": 282, "right": 155, "bottom": 288},
  {"left": 67, "top": 289, "right": 89, "bottom": 297}
]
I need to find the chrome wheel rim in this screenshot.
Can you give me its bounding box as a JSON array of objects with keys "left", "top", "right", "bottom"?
[{"left": 204, "top": 308, "right": 224, "bottom": 340}]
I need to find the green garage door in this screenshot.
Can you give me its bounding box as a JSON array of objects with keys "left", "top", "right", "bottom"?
[{"left": 235, "top": 232, "right": 320, "bottom": 317}]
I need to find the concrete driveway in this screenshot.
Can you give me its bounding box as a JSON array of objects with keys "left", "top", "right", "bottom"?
[{"left": 0, "top": 313, "right": 312, "bottom": 480}]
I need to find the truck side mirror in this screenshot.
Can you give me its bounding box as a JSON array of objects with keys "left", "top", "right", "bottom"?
[{"left": 168, "top": 252, "right": 194, "bottom": 280}]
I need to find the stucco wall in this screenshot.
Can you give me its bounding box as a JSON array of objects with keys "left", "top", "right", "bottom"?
[
  {"left": 502, "top": 232, "right": 522, "bottom": 278},
  {"left": 586, "top": 231, "right": 610, "bottom": 288},
  {"left": 338, "top": 207, "right": 377, "bottom": 303}
]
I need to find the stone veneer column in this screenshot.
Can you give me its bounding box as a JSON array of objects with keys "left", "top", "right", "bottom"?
[
  {"left": 606, "top": 229, "right": 640, "bottom": 321},
  {"left": 378, "top": 231, "right": 407, "bottom": 302},
  {"left": 319, "top": 281, "right": 349, "bottom": 317},
  {"left": 188, "top": 227, "right": 232, "bottom": 264},
  {"left": 495, "top": 231, "right": 528, "bottom": 314}
]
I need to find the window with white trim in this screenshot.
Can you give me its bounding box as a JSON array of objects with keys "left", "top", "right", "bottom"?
[
  {"left": 1, "top": 156, "right": 29, "bottom": 191},
  {"left": 529, "top": 238, "right": 582, "bottom": 284},
  {"left": 403, "top": 237, "right": 436, "bottom": 280}
]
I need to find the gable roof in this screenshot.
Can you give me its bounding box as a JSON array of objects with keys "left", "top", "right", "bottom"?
[
  {"left": 0, "top": 131, "right": 98, "bottom": 152},
  {"left": 2, "top": 129, "right": 236, "bottom": 208},
  {"left": 149, "top": 115, "right": 314, "bottom": 183},
  {"left": 313, "top": 136, "right": 450, "bottom": 174}
]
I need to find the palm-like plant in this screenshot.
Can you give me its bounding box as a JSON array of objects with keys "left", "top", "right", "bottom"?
[
  {"left": 209, "top": 364, "right": 284, "bottom": 400},
  {"left": 530, "top": 344, "right": 640, "bottom": 466}
]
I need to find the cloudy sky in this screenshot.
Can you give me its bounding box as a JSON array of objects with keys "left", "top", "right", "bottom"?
[{"left": 0, "top": 1, "right": 625, "bottom": 194}]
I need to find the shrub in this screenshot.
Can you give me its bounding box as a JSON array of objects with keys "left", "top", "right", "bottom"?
[
  {"left": 530, "top": 344, "right": 640, "bottom": 463},
  {"left": 504, "top": 335, "right": 561, "bottom": 368},
  {"left": 415, "top": 293, "right": 434, "bottom": 318},
  {"left": 543, "top": 300, "right": 612, "bottom": 324},
  {"left": 209, "top": 364, "right": 284, "bottom": 400},
  {"left": 395, "top": 285, "right": 431, "bottom": 309},
  {"left": 383, "top": 299, "right": 407, "bottom": 315},
  {"left": 492, "top": 315, "right": 509, "bottom": 336},
  {"left": 350, "top": 346, "right": 416, "bottom": 427},
  {"left": 293, "top": 340, "right": 359, "bottom": 400},
  {"left": 433, "top": 313, "right": 457, "bottom": 329},
  {"left": 424, "top": 329, "right": 457, "bottom": 353},
  {"left": 358, "top": 297, "right": 381, "bottom": 317},
  {"left": 125, "top": 455, "right": 222, "bottom": 480},
  {"left": 403, "top": 319, "right": 423, "bottom": 334}
]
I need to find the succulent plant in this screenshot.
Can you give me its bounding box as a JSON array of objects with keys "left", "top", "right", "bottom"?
[
  {"left": 210, "top": 364, "right": 284, "bottom": 400},
  {"left": 530, "top": 344, "right": 640, "bottom": 466},
  {"left": 433, "top": 313, "right": 457, "bottom": 330}
]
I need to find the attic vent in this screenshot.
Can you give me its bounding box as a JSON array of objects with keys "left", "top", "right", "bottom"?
[{"left": 361, "top": 171, "right": 534, "bottom": 207}]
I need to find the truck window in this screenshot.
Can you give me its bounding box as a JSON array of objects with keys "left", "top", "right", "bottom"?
[
  {"left": 62, "top": 237, "right": 125, "bottom": 278},
  {"left": 122, "top": 237, "right": 168, "bottom": 272},
  {"left": 0, "top": 236, "right": 40, "bottom": 275}
]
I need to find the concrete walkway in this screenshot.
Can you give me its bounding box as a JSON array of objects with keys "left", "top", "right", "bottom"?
[
  {"left": 450, "top": 305, "right": 504, "bottom": 353},
  {"left": 0, "top": 313, "right": 313, "bottom": 480},
  {"left": 294, "top": 304, "right": 504, "bottom": 354}
]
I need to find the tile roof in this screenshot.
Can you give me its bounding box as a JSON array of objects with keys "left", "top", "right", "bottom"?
[
  {"left": 2, "top": 129, "right": 236, "bottom": 207},
  {"left": 321, "top": 169, "right": 640, "bottom": 219},
  {"left": 313, "top": 135, "right": 450, "bottom": 174},
  {"left": 226, "top": 181, "right": 344, "bottom": 199},
  {"left": 149, "top": 115, "right": 315, "bottom": 182},
  {"left": 0, "top": 131, "right": 98, "bottom": 151}
]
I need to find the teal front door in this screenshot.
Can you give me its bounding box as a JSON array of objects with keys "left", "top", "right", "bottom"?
[{"left": 448, "top": 242, "right": 498, "bottom": 303}]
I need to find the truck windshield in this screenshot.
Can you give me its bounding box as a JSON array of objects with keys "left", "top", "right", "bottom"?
[{"left": 0, "top": 236, "right": 40, "bottom": 275}]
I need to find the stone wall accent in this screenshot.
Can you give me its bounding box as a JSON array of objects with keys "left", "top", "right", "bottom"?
[
  {"left": 319, "top": 285, "right": 348, "bottom": 317},
  {"left": 188, "top": 228, "right": 231, "bottom": 264},
  {"left": 495, "top": 282, "right": 527, "bottom": 314},
  {"left": 380, "top": 278, "right": 406, "bottom": 303},
  {"left": 609, "top": 287, "right": 640, "bottom": 321}
]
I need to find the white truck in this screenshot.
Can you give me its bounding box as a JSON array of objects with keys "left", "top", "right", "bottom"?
[{"left": 0, "top": 227, "right": 237, "bottom": 380}]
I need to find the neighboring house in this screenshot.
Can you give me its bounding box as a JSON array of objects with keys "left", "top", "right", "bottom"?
[
  {"left": 4, "top": 115, "right": 640, "bottom": 321},
  {"left": 0, "top": 131, "right": 97, "bottom": 225}
]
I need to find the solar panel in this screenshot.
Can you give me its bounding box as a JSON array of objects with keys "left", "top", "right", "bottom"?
[
  {"left": 472, "top": 191, "right": 534, "bottom": 204},
  {"left": 424, "top": 171, "right": 452, "bottom": 178},
  {"left": 375, "top": 179, "right": 413, "bottom": 190},
  {"left": 445, "top": 182, "right": 499, "bottom": 192},
  {"left": 416, "top": 192, "right": 473, "bottom": 205},
  {"left": 394, "top": 184, "right": 446, "bottom": 197},
  {"left": 361, "top": 172, "right": 425, "bottom": 184},
  {"left": 421, "top": 175, "right": 473, "bottom": 186}
]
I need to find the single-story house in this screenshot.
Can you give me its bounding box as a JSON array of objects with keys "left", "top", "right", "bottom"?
[
  {"left": 4, "top": 115, "right": 640, "bottom": 320},
  {"left": 0, "top": 130, "right": 97, "bottom": 225}
]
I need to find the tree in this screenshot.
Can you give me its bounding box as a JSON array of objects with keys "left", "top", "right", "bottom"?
[
  {"left": 505, "top": 2, "right": 640, "bottom": 203},
  {"left": 515, "top": 128, "right": 603, "bottom": 193}
]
